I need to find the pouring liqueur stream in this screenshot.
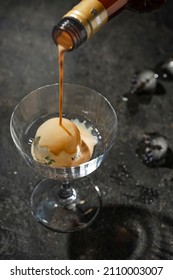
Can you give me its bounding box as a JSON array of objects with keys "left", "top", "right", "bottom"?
[
  {"left": 53, "top": 0, "right": 166, "bottom": 124},
  {"left": 33, "top": 0, "right": 166, "bottom": 168}
]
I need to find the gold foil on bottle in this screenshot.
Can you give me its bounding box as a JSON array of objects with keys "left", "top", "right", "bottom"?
[{"left": 63, "top": 0, "right": 108, "bottom": 38}]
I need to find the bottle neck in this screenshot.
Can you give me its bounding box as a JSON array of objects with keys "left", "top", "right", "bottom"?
[
  {"left": 52, "top": 0, "right": 166, "bottom": 50},
  {"left": 52, "top": 17, "right": 87, "bottom": 51},
  {"left": 53, "top": 0, "right": 127, "bottom": 51},
  {"left": 63, "top": 0, "right": 109, "bottom": 40},
  {"left": 99, "top": 0, "right": 128, "bottom": 19}
]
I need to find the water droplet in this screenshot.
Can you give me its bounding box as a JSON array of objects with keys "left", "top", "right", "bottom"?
[
  {"left": 154, "top": 73, "right": 159, "bottom": 79},
  {"left": 122, "top": 96, "right": 128, "bottom": 102},
  {"left": 155, "top": 58, "right": 173, "bottom": 81}
]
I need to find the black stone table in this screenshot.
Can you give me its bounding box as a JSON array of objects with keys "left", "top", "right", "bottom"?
[{"left": 1, "top": 0, "right": 173, "bottom": 259}]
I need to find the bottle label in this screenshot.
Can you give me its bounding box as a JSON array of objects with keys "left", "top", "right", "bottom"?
[{"left": 64, "top": 0, "right": 108, "bottom": 38}]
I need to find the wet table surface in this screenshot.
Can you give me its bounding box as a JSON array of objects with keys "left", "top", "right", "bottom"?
[{"left": 0, "top": 0, "right": 173, "bottom": 259}]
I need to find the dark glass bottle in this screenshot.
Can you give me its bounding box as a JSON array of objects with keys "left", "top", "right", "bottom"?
[{"left": 52, "top": 0, "right": 167, "bottom": 51}]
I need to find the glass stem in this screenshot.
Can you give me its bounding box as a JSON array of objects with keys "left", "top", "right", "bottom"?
[{"left": 58, "top": 182, "right": 74, "bottom": 199}]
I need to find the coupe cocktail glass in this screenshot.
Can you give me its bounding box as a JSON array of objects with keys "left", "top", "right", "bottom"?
[{"left": 10, "top": 83, "right": 118, "bottom": 232}]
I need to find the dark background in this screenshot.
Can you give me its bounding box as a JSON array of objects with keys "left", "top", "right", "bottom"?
[{"left": 0, "top": 0, "right": 173, "bottom": 259}]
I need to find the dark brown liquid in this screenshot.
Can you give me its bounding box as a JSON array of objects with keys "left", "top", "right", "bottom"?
[
  {"left": 99, "top": 0, "right": 128, "bottom": 19},
  {"left": 57, "top": 30, "right": 73, "bottom": 51}
]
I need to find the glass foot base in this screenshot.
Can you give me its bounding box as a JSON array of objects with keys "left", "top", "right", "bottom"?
[{"left": 30, "top": 177, "right": 101, "bottom": 232}]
